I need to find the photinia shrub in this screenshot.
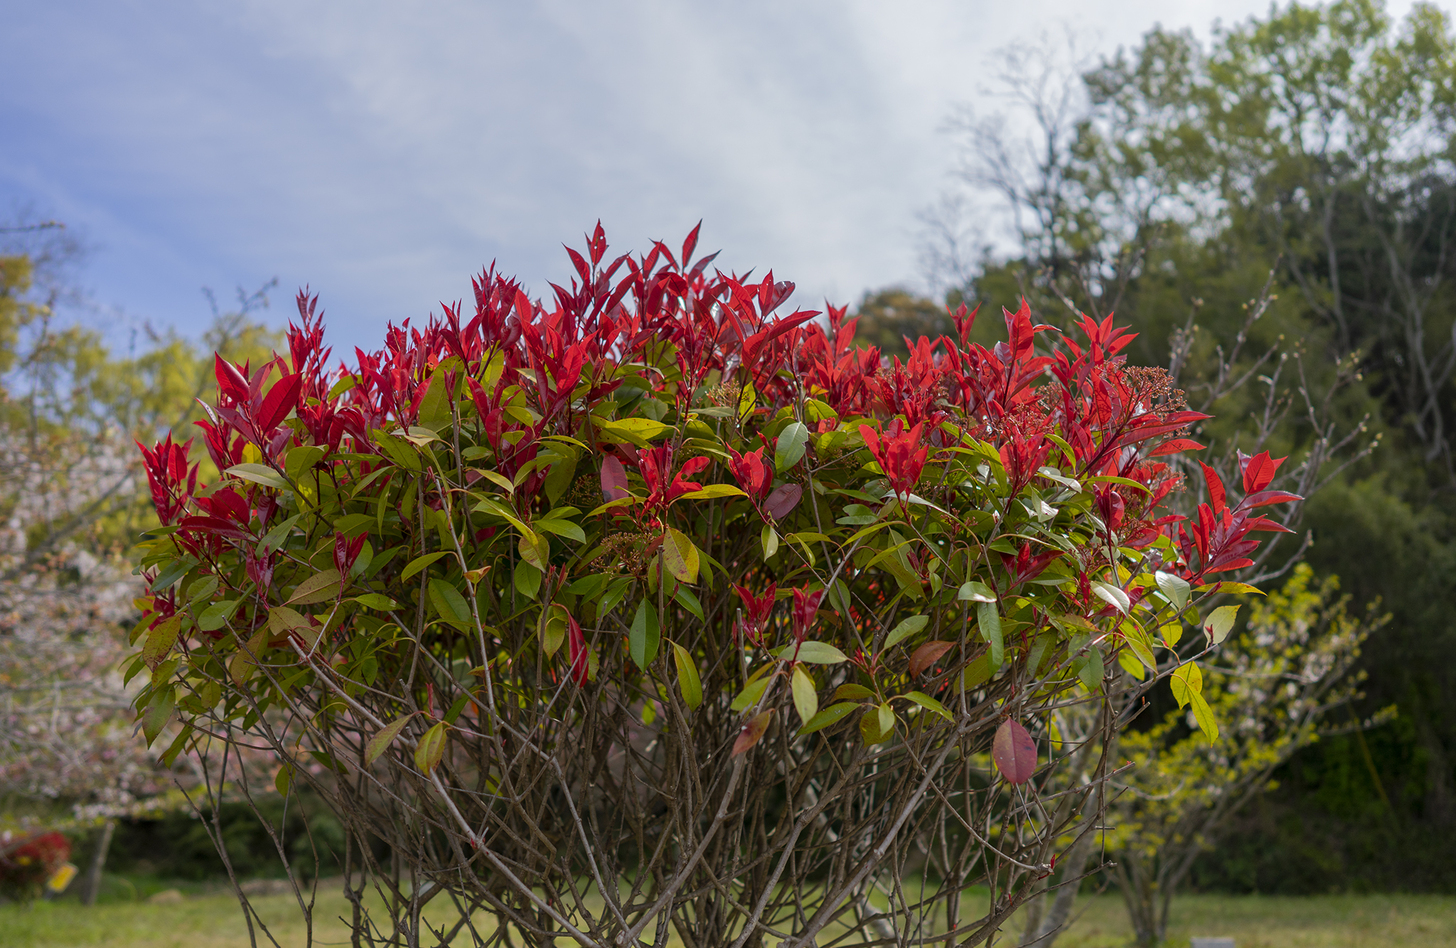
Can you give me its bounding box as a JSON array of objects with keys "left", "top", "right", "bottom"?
[{"left": 130, "top": 223, "right": 1294, "bottom": 947}]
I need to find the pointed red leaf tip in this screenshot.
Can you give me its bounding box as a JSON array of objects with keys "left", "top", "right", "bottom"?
[
  {"left": 733, "top": 709, "right": 774, "bottom": 756},
  {"left": 601, "top": 456, "right": 630, "bottom": 502},
  {"left": 992, "top": 719, "right": 1037, "bottom": 784},
  {"left": 1238, "top": 450, "right": 1284, "bottom": 494}
]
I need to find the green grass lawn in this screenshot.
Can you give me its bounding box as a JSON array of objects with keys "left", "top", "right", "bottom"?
[{"left": 1, "top": 879, "right": 1453, "bottom": 947}]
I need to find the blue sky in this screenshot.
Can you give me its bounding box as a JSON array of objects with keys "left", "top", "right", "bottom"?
[{"left": 2, "top": 0, "right": 1443, "bottom": 358}]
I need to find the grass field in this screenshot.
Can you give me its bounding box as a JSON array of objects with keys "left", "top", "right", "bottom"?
[{"left": 1, "top": 878, "right": 1453, "bottom": 947}]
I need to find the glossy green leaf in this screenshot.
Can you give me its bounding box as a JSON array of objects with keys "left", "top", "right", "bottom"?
[
  {"left": 429, "top": 578, "right": 473, "bottom": 627},
  {"left": 1155, "top": 570, "right": 1191, "bottom": 611},
  {"left": 662, "top": 527, "right": 700, "bottom": 583},
  {"left": 365, "top": 713, "right": 418, "bottom": 765},
  {"left": 791, "top": 665, "right": 818, "bottom": 724},
  {"left": 778, "top": 641, "right": 849, "bottom": 664},
  {"left": 958, "top": 581, "right": 996, "bottom": 603},
  {"left": 898, "top": 690, "right": 952, "bottom": 720},
  {"left": 775, "top": 421, "right": 809, "bottom": 470},
  {"left": 630, "top": 601, "right": 660, "bottom": 670},
  {"left": 798, "top": 702, "right": 859, "bottom": 735},
  {"left": 1203, "top": 604, "right": 1240, "bottom": 645},
  {"left": 287, "top": 568, "right": 343, "bottom": 605},
  {"left": 672, "top": 643, "right": 703, "bottom": 710},
  {"left": 414, "top": 722, "right": 448, "bottom": 774},
  {"left": 226, "top": 463, "right": 289, "bottom": 491},
  {"left": 883, "top": 614, "right": 929, "bottom": 649},
  {"left": 977, "top": 600, "right": 1004, "bottom": 669},
  {"left": 402, "top": 551, "right": 451, "bottom": 581}
]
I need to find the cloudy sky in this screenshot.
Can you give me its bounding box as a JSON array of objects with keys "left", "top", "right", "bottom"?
[{"left": 1, "top": 0, "right": 1444, "bottom": 356}]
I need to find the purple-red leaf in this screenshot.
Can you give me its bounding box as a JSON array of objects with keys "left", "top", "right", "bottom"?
[
  {"left": 992, "top": 719, "right": 1037, "bottom": 784},
  {"left": 257, "top": 373, "right": 303, "bottom": 432},
  {"left": 908, "top": 640, "right": 954, "bottom": 678},
  {"left": 601, "top": 456, "right": 630, "bottom": 502},
  {"left": 765, "top": 483, "right": 802, "bottom": 520},
  {"left": 733, "top": 709, "right": 774, "bottom": 756}
]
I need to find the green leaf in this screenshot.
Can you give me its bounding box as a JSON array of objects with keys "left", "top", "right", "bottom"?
[
  {"left": 257, "top": 514, "right": 302, "bottom": 556},
  {"left": 676, "top": 483, "right": 747, "bottom": 501},
  {"left": 416, "top": 371, "right": 454, "bottom": 431},
  {"left": 402, "top": 551, "right": 451, "bottom": 581},
  {"left": 897, "top": 690, "right": 952, "bottom": 721},
  {"left": 1170, "top": 662, "right": 1203, "bottom": 708},
  {"left": 832, "top": 683, "right": 876, "bottom": 702},
  {"left": 1122, "top": 623, "right": 1157, "bottom": 672},
  {"left": 365, "top": 714, "right": 418, "bottom": 765},
  {"left": 798, "top": 702, "right": 858, "bottom": 735},
  {"left": 977, "top": 600, "right": 1004, "bottom": 669},
  {"left": 1190, "top": 689, "right": 1219, "bottom": 741},
  {"left": 142, "top": 686, "right": 175, "bottom": 747},
  {"left": 791, "top": 665, "right": 819, "bottom": 724},
  {"left": 775, "top": 421, "right": 809, "bottom": 470},
  {"left": 1090, "top": 580, "right": 1130, "bottom": 614},
  {"left": 673, "top": 585, "right": 705, "bottom": 620},
  {"left": 761, "top": 524, "right": 779, "bottom": 559},
  {"left": 352, "top": 593, "right": 400, "bottom": 611},
  {"left": 544, "top": 451, "right": 580, "bottom": 505},
  {"left": 517, "top": 529, "right": 549, "bottom": 570},
  {"left": 778, "top": 641, "right": 850, "bottom": 664},
  {"left": 514, "top": 563, "right": 542, "bottom": 600},
  {"left": 275, "top": 762, "right": 297, "bottom": 796},
  {"left": 883, "top": 614, "right": 929, "bottom": 649},
  {"left": 1155, "top": 570, "right": 1191, "bottom": 611},
  {"left": 142, "top": 616, "right": 181, "bottom": 667},
  {"left": 535, "top": 517, "right": 586, "bottom": 543},
  {"left": 630, "top": 601, "right": 660, "bottom": 670},
  {"left": 429, "top": 578, "right": 473, "bottom": 627},
  {"left": 414, "top": 722, "right": 448, "bottom": 774},
  {"left": 543, "top": 604, "right": 569, "bottom": 656},
  {"left": 284, "top": 445, "right": 326, "bottom": 486},
  {"left": 287, "top": 568, "right": 343, "bottom": 605},
  {"left": 226, "top": 463, "right": 289, "bottom": 491},
  {"left": 1202, "top": 604, "right": 1240, "bottom": 645},
  {"left": 598, "top": 417, "right": 673, "bottom": 446},
  {"left": 662, "top": 527, "right": 701, "bottom": 583},
  {"left": 1075, "top": 643, "right": 1104, "bottom": 691},
  {"left": 672, "top": 643, "right": 703, "bottom": 710},
  {"left": 730, "top": 674, "right": 772, "bottom": 712},
  {"left": 860, "top": 702, "right": 896, "bottom": 745},
  {"left": 958, "top": 581, "right": 996, "bottom": 603},
  {"left": 566, "top": 573, "right": 610, "bottom": 597}
]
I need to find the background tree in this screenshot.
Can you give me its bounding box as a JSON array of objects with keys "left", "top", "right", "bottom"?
[
  {"left": 922, "top": 0, "right": 1456, "bottom": 895},
  {"left": 0, "top": 214, "right": 282, "bottom": 901}
]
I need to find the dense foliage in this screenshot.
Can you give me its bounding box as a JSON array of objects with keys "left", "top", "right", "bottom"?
[{"left": 130, "top": 224, "right": 1293, "bottom": 946}]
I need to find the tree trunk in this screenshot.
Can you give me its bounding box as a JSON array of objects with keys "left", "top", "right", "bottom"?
[{"left": 80, "top": 819, "right": 116, "bottom": 906}]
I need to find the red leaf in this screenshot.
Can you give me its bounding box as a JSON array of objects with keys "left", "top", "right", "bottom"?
[
  {"left": 765, "top": 483, "right": 802, "bottom": 520},
  {"left": 1148, "top": 438, "right": 1205, "bottom": 458},
  {"left": 1199, "top": 462, "right": 1226, "bottom": 514},
  {"left": 681, "top": 220, "right": 702, "bottom": 267},
  {"left": 909, "top": 640, "right": 954, "bottom": 678},
  {"left": 214, "top": 354, "right": 249, "bottom": 403},
  {"left": 992, "top": 719, "right": 1037, "bottom": 784},
  {"left": 257, "top": 373, "right": 303, "bottom": 432},
  {"left": 601, "top": 456, "right": 630, "bottom": 502},
  {"left": 1239, "top": 450, "right": 1283, "bottom": 493},
  {"left": 733, "top": 709, "right": 774, "bottom": 756},
  {"left": 1240, "top": 489, "right": 1302, "bottom": 509},
  {"left": 564, "top": 244, "right": 591, "bottom": 284}
]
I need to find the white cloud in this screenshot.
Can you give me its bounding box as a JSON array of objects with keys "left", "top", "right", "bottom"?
[{"left": 0, "top": 0, "right": 1445, "bottom": 355}]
